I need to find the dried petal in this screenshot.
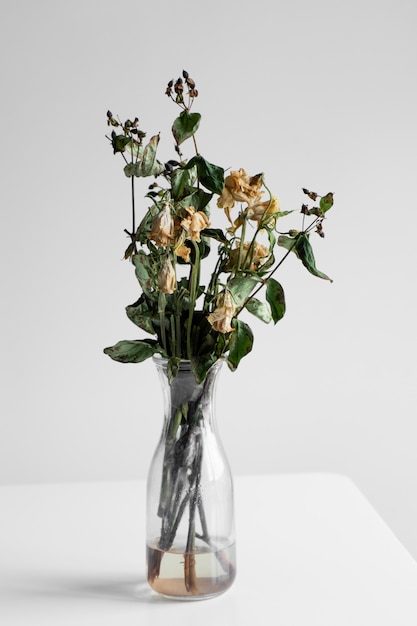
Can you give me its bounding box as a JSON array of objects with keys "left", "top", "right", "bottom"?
[
  {"left": 149, "top": 205, "right": 174, "bottom": 247},
  {"left": 157, "top": 256, "right": 176, "bottom": 294},
  {"left": 217, "top": 169, "right": 264, "bottom": 221},
  {"left": 226, "top": 241, "right": 270, "bottom": 271},
  {"left": 207, "top": 290, "right": 236, "bottom": 333}
]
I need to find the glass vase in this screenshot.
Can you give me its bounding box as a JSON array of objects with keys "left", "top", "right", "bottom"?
[{"left": 146, "top": 356, "right": 236, "bottom": 600}]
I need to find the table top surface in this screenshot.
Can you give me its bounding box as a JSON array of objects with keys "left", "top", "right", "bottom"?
[{"left": 1, "top": 473, "right": 417, "bottom": 625}]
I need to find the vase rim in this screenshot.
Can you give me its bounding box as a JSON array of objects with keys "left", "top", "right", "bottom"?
[
  {"left": 152, "top": 354, "right": 193, "bottom": 371},
  {"left": 152, "top": 354, "right": 225, "bottom": 373}
]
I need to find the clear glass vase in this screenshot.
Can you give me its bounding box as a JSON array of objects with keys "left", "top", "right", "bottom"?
[{"left": 146, "top": 356, "right": 236, "bottom": 600}]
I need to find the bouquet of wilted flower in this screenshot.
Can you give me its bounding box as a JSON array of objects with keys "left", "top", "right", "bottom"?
[
  {"left": 104, "top": 71, "right": 334, "bottom": 597},
  {"left": 104, "top": 70, "right": 334, "bottom": 382}
]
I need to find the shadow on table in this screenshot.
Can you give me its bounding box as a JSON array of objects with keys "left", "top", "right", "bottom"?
[{"left": 2, "top": 573, "right": 174, "bottom": 604}]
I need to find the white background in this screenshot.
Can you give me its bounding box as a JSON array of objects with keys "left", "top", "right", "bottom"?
[{"left": 1, "top": 0, "right": 416, "bottom": 559}]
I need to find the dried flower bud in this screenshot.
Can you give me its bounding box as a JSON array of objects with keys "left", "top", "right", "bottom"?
[
  {"left": 107, "top": 110, "right": 120, "bottom": 127},
  {"left": 302, "top": 188, "right": 318, "bottom": 201},
  {"left": 288, "top": 229, "right": 300, "bottom": 237},
  {"left": 182, "top": 70, "right": 189, "bottom": 79},
  {"left": 158, "top": 256, "right": 176, "bottom": 294},
  {"left": 174, "top": 78, "right": 184, "bottom": 93},
  {"left": 301, "top": 204, "right": 310, "bottom": 215},
  {"left": 315, "top": 222, "right": 325, "bottom": 238}
]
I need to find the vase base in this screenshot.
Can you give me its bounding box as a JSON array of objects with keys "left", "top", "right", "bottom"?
[{"left": 147, "top": 542, "right": 236, "bottom": 600}]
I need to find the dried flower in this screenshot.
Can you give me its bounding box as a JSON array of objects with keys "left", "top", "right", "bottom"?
[
  {"left": 217, "top": 169, "right": 264, "bottom": 222},
  {"left": 158, "top": 256, "right": 176, "bottom": 294},
  {"left": 226, "top": 241, "right": 270, "bottom": 271},
  {"left": 246, "top": 195, "right": 280, "bottom": 225},
  {"left": 149, "top": 204, "right": 174, "bottom": 247},
  {"left": 174, "top": 242, "right": 191, "bottom": 263},
  {"left": 105, "top": 72, "right": 334, "bottom": 373},
  {"left": 180, "top": 206, "right": 210, "bottom": 242},
  {"left": 207, "top": 290, "right": 236, "bottom": 333},
  {"left": 229, "top": 195, "right": 280, "bottom": 232}
]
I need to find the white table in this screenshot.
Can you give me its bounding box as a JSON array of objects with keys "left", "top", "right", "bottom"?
[{"left": 1, "top": 474, "right": 417, "bottom": 625}]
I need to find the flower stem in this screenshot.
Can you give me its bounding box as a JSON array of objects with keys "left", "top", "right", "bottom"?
[
  {"left": 237, "top": 212, "right": 247, "bottom": 272},
  {"left": 158, "top": 292, "right": 168, "bottom": 354},
  {"left": 186, "top": 241, "right": 200, "bottom": 359},
  {"left": 131, "top": 175, "right": 136, "bottom": 235}
]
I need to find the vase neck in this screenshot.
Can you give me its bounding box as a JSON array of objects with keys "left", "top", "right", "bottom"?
[{"left": 153, "top": 357, "right": 223, "bottom": 430}]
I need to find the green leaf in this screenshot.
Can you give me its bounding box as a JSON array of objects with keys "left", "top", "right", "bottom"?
[
  {"left": 124, "top": 138, "right": 144, "bottom": 160},
  {"left": 123, "top": 135, "right": 164, "bottom": 178},
  {"left": 132, "top": 251, "right": 154, "bottom": 296},
  {"left": 124, "top": 242, "right": 136, "bottom": 260},
  {"left": 172, "top": 111, "right": 201, "bottom": 146},
  {"left": 111, "top": 134, "right": 131, "bottom": 154},
  {"left": 319, "top": 192, "right": 334, "bottom": 214},
  {"left": 177, "top": 188, "right": 212, "bottom": 211},
  {"left": 227, "top": 320, "right": 254, "bottom": 371},
  {"left": 227, "top": 276, "right": 259, "bottom": 310},
  {"left": 277, "top": 234, "right": 297, "bottom": 253},
  {"left": 202, "top": 228, "right": 229, "bottom": 244},
  {"left": 184, "top": 156, "right": 224, "bottom": 195},
  {"left": 170, "top": 166, "right": 196, "bottom": 200},
  {"left": 245, "top": 298, "right": 272, "bottom": 324},
  {"left": 141, "top": 134, "right": 163, "bottom": 176},
  {"left": 167, "top": 357, "right": 181, "bottom": 384},
  {"left": 191, "top": 355, "right": 218, "bottom": 384},
  {"left": 295, "top": 234, "right": 333, "bottom": 282},
  {"left": 103, "top": 339, "right": 158, "bottom": 363},
  {"left": 267, "top": 227, "right": 276, "bottom": 249},
  {"left": 278, "top": 234, "right": 332, "bottom": 282},
  {"left": 126, "top": 300, "right": 155, "bottom": 334},
  {"left": 265, "top": 278, "right": 286, "bottom": 324}
]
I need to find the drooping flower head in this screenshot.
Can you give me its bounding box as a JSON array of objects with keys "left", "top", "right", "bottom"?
[
  {"left": 229, "top": 195, "right": 281, "bottom": 232},
  {"left": 226, "top": 241, "right": 270, "bottom": 272},
  {"left": 217, "top": 169, "right": 264, "bottom": 223},
  {"left": 207, "top": 290, "right": 236, "bottom": 333},
  {"left": 149, "top": 204, "right": 174, "bottom": 247},
  {"left": 157, "top": 256, "right": 176, "bottom": 294},
  {"left": 246, "top": 195, "right": 280, "bottom": 226},
  {"left": 180, "top": 206, "right": 210, "bottom": 242}
]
